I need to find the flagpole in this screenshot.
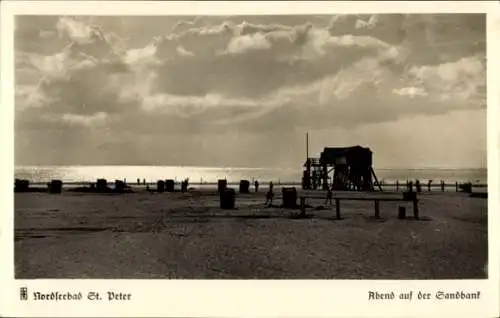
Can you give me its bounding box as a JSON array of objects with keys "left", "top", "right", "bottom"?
[{"left": 306, "top": 132, "right": 309, "bottom": 160}]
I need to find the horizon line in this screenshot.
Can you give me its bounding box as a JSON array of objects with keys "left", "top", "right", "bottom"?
[{"left": 13, "top": 164, "right": 487, "bottom": 171}]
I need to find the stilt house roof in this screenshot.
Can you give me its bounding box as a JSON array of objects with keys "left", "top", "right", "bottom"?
[{"left": 320, "top": 146, "right": 372, "bottom": 166}]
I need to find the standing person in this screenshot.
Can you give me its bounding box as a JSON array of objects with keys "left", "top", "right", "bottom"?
[
  {"left": 427, "top": 180, "right": 432, "bottom": 192},
  {"left": 299, "top": 196, "right": 306, "bottom": 218},
  {"left": 415, "top": 179, "right": 421, "bottom": 193},
  {"left": 254, "top": 180, "right": 259, "bottom": 193},
  {"left": 441, "top": 180, "right": 445, "bottom": 192},
  {"left": 137, "top": 178, "right": 140, "bottom": 186},
  {"left": 143, "top": 178, "right": 146, "bottom": 186},
  {"left": 265, "top": 181, "right": 274, "bottom": 206},
  {"left": 396, "top": 180, "right": 399, "bottom": 192},
  {"left": 324, "top": 185, "right": 333, "bottom": 205}
]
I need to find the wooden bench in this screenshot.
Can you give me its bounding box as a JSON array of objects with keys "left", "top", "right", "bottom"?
[{"left": 332, "top": 196, "right": 419, "bottom": 220}]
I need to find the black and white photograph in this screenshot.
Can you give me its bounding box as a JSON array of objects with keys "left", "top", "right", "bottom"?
[
  {"left": 4, "top": 1, "right": 500, "bottom": 317},
  {"left": 11, "top": 10, "right": 490, "bottom": 281}
]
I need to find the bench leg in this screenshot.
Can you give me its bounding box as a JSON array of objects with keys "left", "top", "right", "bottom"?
[
  {"left": 335, "top": 198, "right": 341, "bottom": 220},
  {"left": 374, "top": 200, "right": 380, "bottom": 219},
  {"left": 413, "top": 199, "right": 419, "bottom": 220}
]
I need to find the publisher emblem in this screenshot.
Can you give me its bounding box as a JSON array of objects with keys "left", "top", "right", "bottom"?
[{"left": 20, "top": 287, "right": 28, "bottom": 301}]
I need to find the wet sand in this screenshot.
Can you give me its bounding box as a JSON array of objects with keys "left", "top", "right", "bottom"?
[{"left": 14, "top": 189, "right": 488, "bottom": 279}]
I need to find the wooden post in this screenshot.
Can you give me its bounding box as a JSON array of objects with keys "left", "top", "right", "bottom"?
[
  {"left": 413, "top": 199, "right": 419, "bottom": 220},
  {"left": 374, "top": 199, "right": 380, "bottom": 219},
  {"left": 335, "top": 198, "right": 341, "bottom": 220}
]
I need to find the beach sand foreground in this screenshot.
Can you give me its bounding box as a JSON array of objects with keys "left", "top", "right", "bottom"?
[{"left": 15, "top": 189, "right": 487, "bottom": 279}]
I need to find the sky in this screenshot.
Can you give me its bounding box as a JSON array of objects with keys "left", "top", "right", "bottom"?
[{"left": 14, "top": 14, "right": 486, "bottom": 169}]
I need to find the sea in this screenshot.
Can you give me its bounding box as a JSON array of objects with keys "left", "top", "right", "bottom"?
[{"left": 14, "top": 165, "right": 487, "bottom": 186}]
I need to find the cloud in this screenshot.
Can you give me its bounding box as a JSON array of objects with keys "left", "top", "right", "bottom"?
[
  {"left": 60, "top": 111, "right": 108, "bottom": 127},
  {"left": 39, "top": 30, "right": 56, "bottom": 39},
  {"left": 175, "top": 45, "right": 195, "bottom": 57},
  {"left": 147, "top": 21, "right": 398, "bottom": 99},
  {"left": 15, "top": 84, "right": 49, "bottom": 110},
  {"left": 392, "top": 86, "right": 428, "bottom": 98},
  {"left": 142, "top": 93, "right": 264, "bottom": 116},
  {"left": 124, "top": 43, "right": 159, "bottom": 65},
  {"left": 56, "top": 17, "right": 97, "bottom": 44},
  {"left": 24, "top": 47, "right": 99, "bottom": 81},
  {"left": 14, "top": 14, "right": 486, "bottom": 167},
  {"left": 226, "top": 32, "right": 272, "bottom": 54},
  {"left": 407, "top": 54, "right": 485, "bottom": 101},
  {"left": 171, "top": 17, "right": 209, "bottom": 33}
]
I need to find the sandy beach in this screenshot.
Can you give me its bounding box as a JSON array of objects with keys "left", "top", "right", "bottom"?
[{"left": 14, "top": 188, "right": 487, "bottom": 279}]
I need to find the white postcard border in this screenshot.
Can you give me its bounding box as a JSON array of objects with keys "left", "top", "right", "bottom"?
[{"left": 1, "top": 1, "right": 498, "bottom": 317}]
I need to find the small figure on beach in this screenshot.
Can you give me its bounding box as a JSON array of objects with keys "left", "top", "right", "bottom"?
[
  {"left": 254, "top": 180, "right": 259, "bottom": 193},
  {"left": 408, "top": 181, "right": 414, "bottom": 192},
  {"left": 299, "top": 196, "right": 306, "bottom": 218},
  {"left": 324, "top": 185, "right": 333, "bottom": 205},
  {"left": 441, "top": 180, "right": 445, "bottom": 192},
  {"left": 137, "top": 178, "right": 140, "bottom": 185},
  {"left": 143, "top": 178, "right": 146, "bottom": 185},
  {"left": 396, "top": 180, "right": 399, "bottom": 191},
  {"left": 427, "top": 180, "right": 432, "bottom": 192},
  {"left": 265, "top": 181, "right": 274, "bottom": 206},
  {"left": 181, "top": 178, "right": 190, "bottom": 192},
  {"left": 415, "top": 179, "right": 421, "bottom": 193}
]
